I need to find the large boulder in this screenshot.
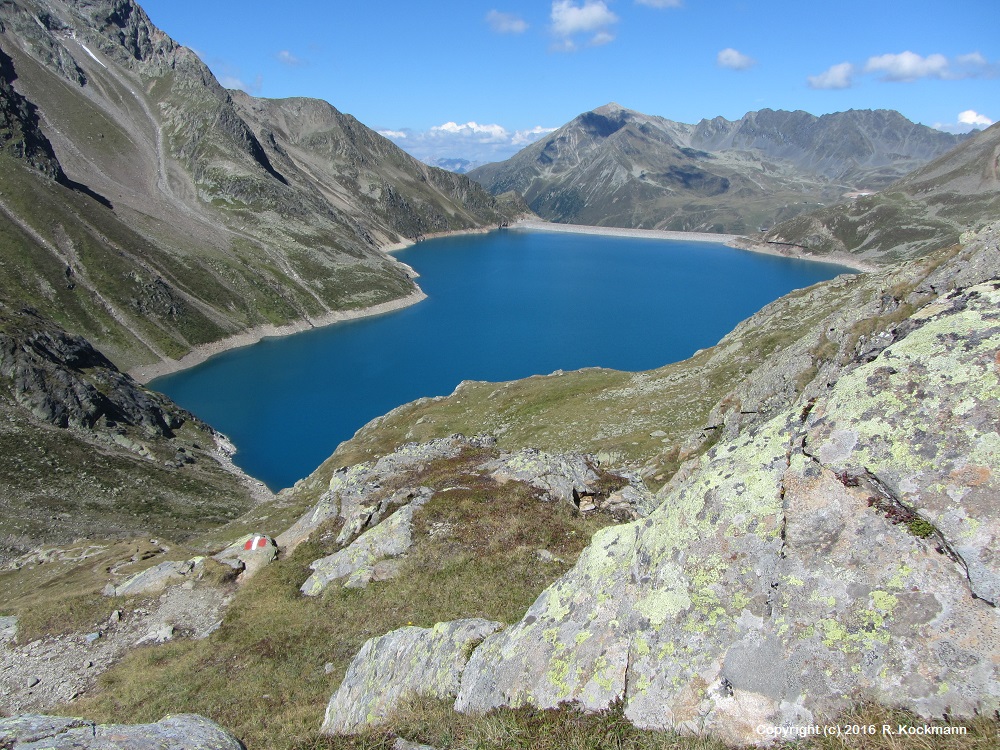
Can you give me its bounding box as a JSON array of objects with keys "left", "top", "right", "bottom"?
[
  {"left": 213, "top": 533, "right": 279, "bottom": 582},
  {"left": 479, "top": 448, "right": 600, "bottom": 506},
  {"left": 104, "top": 557, "right": 206, "bottom": 597},
  {"left": 452, "top": 282, "right": 1000, "bottom": 745},
  {"left": 0, "top": 713, "right": 244, "bottom": 749},
  {"left": 322, "top": 619, "right": 503, "bottom": 735},
  {"left": 301, "top": 491, "right": 432, "bottom": 595}
]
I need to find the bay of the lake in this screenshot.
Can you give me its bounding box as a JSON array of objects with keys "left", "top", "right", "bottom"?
[{"left": 151, "top": 229, "right": 854, "bottom": 490}]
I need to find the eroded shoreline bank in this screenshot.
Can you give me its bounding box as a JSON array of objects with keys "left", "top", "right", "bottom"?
[
  {"left": 130, "top": 288, "right": 428, "bottom": 384},
  {"left": 512, "top": 219, "right": 739, "bottom": 244}
]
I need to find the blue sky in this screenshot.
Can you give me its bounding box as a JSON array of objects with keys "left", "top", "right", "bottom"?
[{"left": 138, "top": 0, "right": 998, "bottom": 164}]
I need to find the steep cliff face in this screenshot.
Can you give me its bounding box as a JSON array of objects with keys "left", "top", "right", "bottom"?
[{"left": 0, "top": 0, "right": 514, "bottom": 372}]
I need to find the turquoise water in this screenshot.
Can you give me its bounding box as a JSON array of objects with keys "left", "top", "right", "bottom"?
[{"left": 152, "top": 229, "right": 853, "bottom": 489}]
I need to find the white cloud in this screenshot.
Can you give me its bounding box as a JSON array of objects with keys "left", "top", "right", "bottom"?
[
  {"left": 277, "top": 50, "right": 303, "bottom": 66},
  {"left": 958, "top": 110, "right": 993, "bottom": 127},
  {"left": 378, "top": 122, "right": 557, "bottom": 163},
  {"left": 807, "top": 62, "right": 855, "bottom": 90},
  {"left": 865, "top": 51, "right": 949, "bottom": 81},
  {"left": 432, "top": 121, "right": 510, "bottom": 141},
  {"left": 219, "top": 74, "right": 263, "bottom": 94},
  {"left": 551, "top": 0, "right": 618, "bottom": 47},
  {"left": 811, "top": 51, "right": 996, "bottom": 91},
  {"left": 512, "top": 125, "right": 559, "bottom": 144},
  {"left": 956, "top": 52, "right": 987, "bottom": 66},
  {"left": 590, "top": 30, "right": 616, "bottom": 46},
  {"left": 487, "top": 10, "right": 528, "bottom": 33},
  {"left": 717, "top": 48, "right": 755, "bottom": 71},
  {"left": 933, "top": 110, "right": 994, "bottom": 134},
  {"left": 635, "top": 0, "right": 682, "bottom": 6}
]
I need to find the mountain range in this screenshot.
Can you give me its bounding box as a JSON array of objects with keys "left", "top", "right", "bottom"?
[
  {"left": 740, "top": 119, "right": 1000, "bottom": 264},
  {"left": 468, "top": 103, "right": 967, "bottom": 234}
]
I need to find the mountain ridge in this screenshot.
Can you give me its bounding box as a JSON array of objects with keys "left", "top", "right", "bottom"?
[
  {"left": 469, "top": 103, "right": 967, "bottom": 234},
  {"left": 0, "top": 0, "right": 517, "bottom": 374},
  {"left": 736, "top": 120, "right": 1000, "bottom": 265}
]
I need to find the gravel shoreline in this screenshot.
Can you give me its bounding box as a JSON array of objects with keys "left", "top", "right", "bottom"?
[
  {"left": 129, "top": 288, "right": 427, "bottom": 384},
  {"left": 512, "top": 219, "right": 740, "bottom": 244}
]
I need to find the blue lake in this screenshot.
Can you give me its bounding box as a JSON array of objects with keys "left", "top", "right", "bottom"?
[{"left": 152, "top": 229, "right": 854, "bottom": 490}]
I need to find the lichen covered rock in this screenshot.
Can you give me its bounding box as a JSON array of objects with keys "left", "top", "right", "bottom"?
[
  {"left": 104, "top": 557, "right": 206, "bottom": 597},
  {"left": 452, "top": 282, "right": 1000, "bottom": 745},
  {"left": 301, "top": 491, "right": 432, "bottom": 595},
  {"left": 0, "top": 713, "right": 244, "bottom": 749},
  {"left": 322, "top": 619, "right": 503, "bottom": 735},
  {"left": 479, "top": 448, "right": 600, "bottom": 505},
  {"left": 279, "top": 435, "right": 489, "bottom": 552}
]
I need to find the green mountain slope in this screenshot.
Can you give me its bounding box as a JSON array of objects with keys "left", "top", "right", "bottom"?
[
  {"left": 0, "top": 301, "right": 262, "bottom": 563},
  {"left": 739, "top": 121, "right": 1000, "bottom": 265},
  {"left": 0, "top": 0, "right": 513, "bottom": 373}
]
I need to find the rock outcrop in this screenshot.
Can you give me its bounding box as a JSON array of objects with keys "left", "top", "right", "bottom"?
[
  {"left": 0, "top": 306, "right": 192, "bottom": 436},
  {"left": 289, "top": 434, "right": 652, "bottom": 597},
  {"left": 103, "top": 557, "right": 206, "bottom": 597},
  {"left": 278, "top": 435, "right": 487, "bottom": 552},
  {"left": 0, "top": 713, "right": 244, "bottom": 749},
  {"left": 301, "top": 491, "right": 431, "bottom": 594},
  {"left": 451, "top": 281, "right": 999, "bottom": 744},
  {"left": 322, "top": 619, "right": 503, "bottom": 735}
]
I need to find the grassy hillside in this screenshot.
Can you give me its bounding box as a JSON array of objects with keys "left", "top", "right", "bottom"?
[{"left": 739, "top": 122, "right": 1000, "bottom": 265}]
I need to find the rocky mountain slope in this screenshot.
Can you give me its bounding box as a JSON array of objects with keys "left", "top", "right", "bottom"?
[
  {"left": 468, "top": 103, "right": 964, "bottom": 234},
  {"left": 0, "top": 300, "right": 263, "bottom": 563},
  {"left": 0, "top": 0, "right": 515, "bottom": 373},
  {"left": 740, "top": 121, "right": 1000, "bottom": 265}
]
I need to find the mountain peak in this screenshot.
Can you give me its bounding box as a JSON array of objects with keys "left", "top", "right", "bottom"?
[{"left": 593, "top": 102, "right": 627, "bottom": 115}]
